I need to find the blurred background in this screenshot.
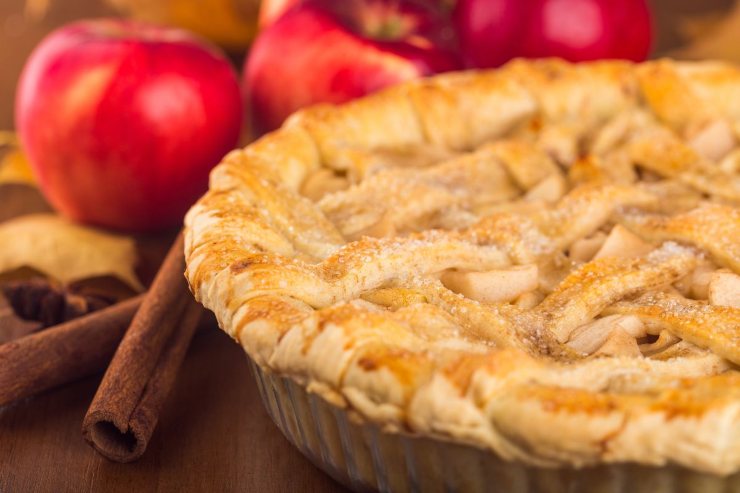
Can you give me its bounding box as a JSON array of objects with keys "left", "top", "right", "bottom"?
[
  {"left": 1, "top": 0, "right": 739, "bottom": 130},
  {"left": 0, "top": 0, "right": 263, "bottom": 130}
]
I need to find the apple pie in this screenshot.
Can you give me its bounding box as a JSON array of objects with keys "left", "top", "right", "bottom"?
[{"left": 185, "top": 58, "right": 740, "bottom": 492}]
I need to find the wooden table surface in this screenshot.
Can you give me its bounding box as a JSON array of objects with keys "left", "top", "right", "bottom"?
[
  {"left": 0, "top": 316, "right": 348, "bottom": 492},
  {"left": 2, "top": 1, "right": 738, "bottom": 491},
  {"left": 0, "top": 181, "right": 346, "bottom": 492}
]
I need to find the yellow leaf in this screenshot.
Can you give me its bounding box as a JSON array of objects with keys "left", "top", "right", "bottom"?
[
  {"left": 109, "top": 0, "right": 260, "bottom": 52},
  {"left": 0, "top": 214, "right": 143, "bottom": 291},
  {"left": 0, "top": 149, "right": 37, "bottom": 186},
  {"left": 0, "top": 132, "right": 36, "bottom": 186}
]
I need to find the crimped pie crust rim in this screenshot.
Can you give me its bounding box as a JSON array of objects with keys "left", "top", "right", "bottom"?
[{"left": 185, "top": 58, "right": 740, "bottom": 476}]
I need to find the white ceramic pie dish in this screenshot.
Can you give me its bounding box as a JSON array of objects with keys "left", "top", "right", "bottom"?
[
  {"left": 249, "top": 359, "right": 740, "bottom": 493},
  {"left": 184, "top": 58, "right": 740, "bottom": 492}
]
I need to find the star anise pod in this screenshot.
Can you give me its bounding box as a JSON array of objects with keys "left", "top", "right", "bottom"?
[
  {"left": 1, "top": 277, "right": 116, "bottom": 328},
  {"left": 0, "top": 294, "right": 42, "bottom": 344}
]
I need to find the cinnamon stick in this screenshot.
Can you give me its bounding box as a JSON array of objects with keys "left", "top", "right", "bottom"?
[
  {"left": 82, "top": 232, "right": 202, "bottom": 462},
  {"left": 0, "top": 295, "right": 143, "bottom": 407}
]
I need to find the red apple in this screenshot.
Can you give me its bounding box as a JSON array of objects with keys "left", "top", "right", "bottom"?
[
  {"left": 454, "top": 0, "right": 652, "bottom": 68},
  {"left": 245, "top": 0, "right": 462, "bottom": 135},
  {"left": 16, "top": 19, "right": 242, "bottom": 232},
  {"left": 454, "top": 0, "right": 527, "bottom": 68}
]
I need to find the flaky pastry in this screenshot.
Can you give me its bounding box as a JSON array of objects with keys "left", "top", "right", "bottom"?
[{"left": 185, "top": 59, "right": 740, "bottom": 478}]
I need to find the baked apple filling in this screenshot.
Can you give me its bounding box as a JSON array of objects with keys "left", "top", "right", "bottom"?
[{"left": 186, "top": 59, "right": 740, "bottom": 477}]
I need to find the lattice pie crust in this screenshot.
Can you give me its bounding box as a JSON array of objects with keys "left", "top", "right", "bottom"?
[{"left": 185, "top": 59, "right": 740, "bottom": 476}]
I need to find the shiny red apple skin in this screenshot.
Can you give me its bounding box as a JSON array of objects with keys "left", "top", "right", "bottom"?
[
  {"left": 521, "top": 0, "right": 652, "bottom": 62},
  {"left": 245, "top": 0, "right": 462, "bottom": 135},
  {"left": 454, "top": 0, "right": 526, "bottom": 68},
  {"left": 16, "top": 19, "right": 242, "bottom": 232},
  {"left": 454, "top": 0, "right": 652, "bottom": 68}
]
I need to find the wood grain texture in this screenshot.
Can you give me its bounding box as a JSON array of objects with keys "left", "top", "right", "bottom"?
[
  {"left": 0, "top": 160, "right": 342, "bottom": 491},
  {"left": 2, "top": 1, "right": 729, "bottom": 489},
  {"left": 0, "top": 321, "right": 347, "bottom": 492}
]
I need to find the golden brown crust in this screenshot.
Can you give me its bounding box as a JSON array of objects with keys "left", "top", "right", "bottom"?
[{"left": 185, "top": 59, "right": 740, "bottom": 475}]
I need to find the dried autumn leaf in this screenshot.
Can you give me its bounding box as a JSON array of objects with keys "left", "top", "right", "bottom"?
[
  {"left": 0, "top": 293, "right": 42, "bottom": 343},
  {"left": 0, "top": 214, "right": 143, "bottom": 291},
  {"left": 2, "top": 277, "right": 121, "bottom": 328},
  {"left": 108, "top": 0, "right": 261, "bottom": 52}
]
